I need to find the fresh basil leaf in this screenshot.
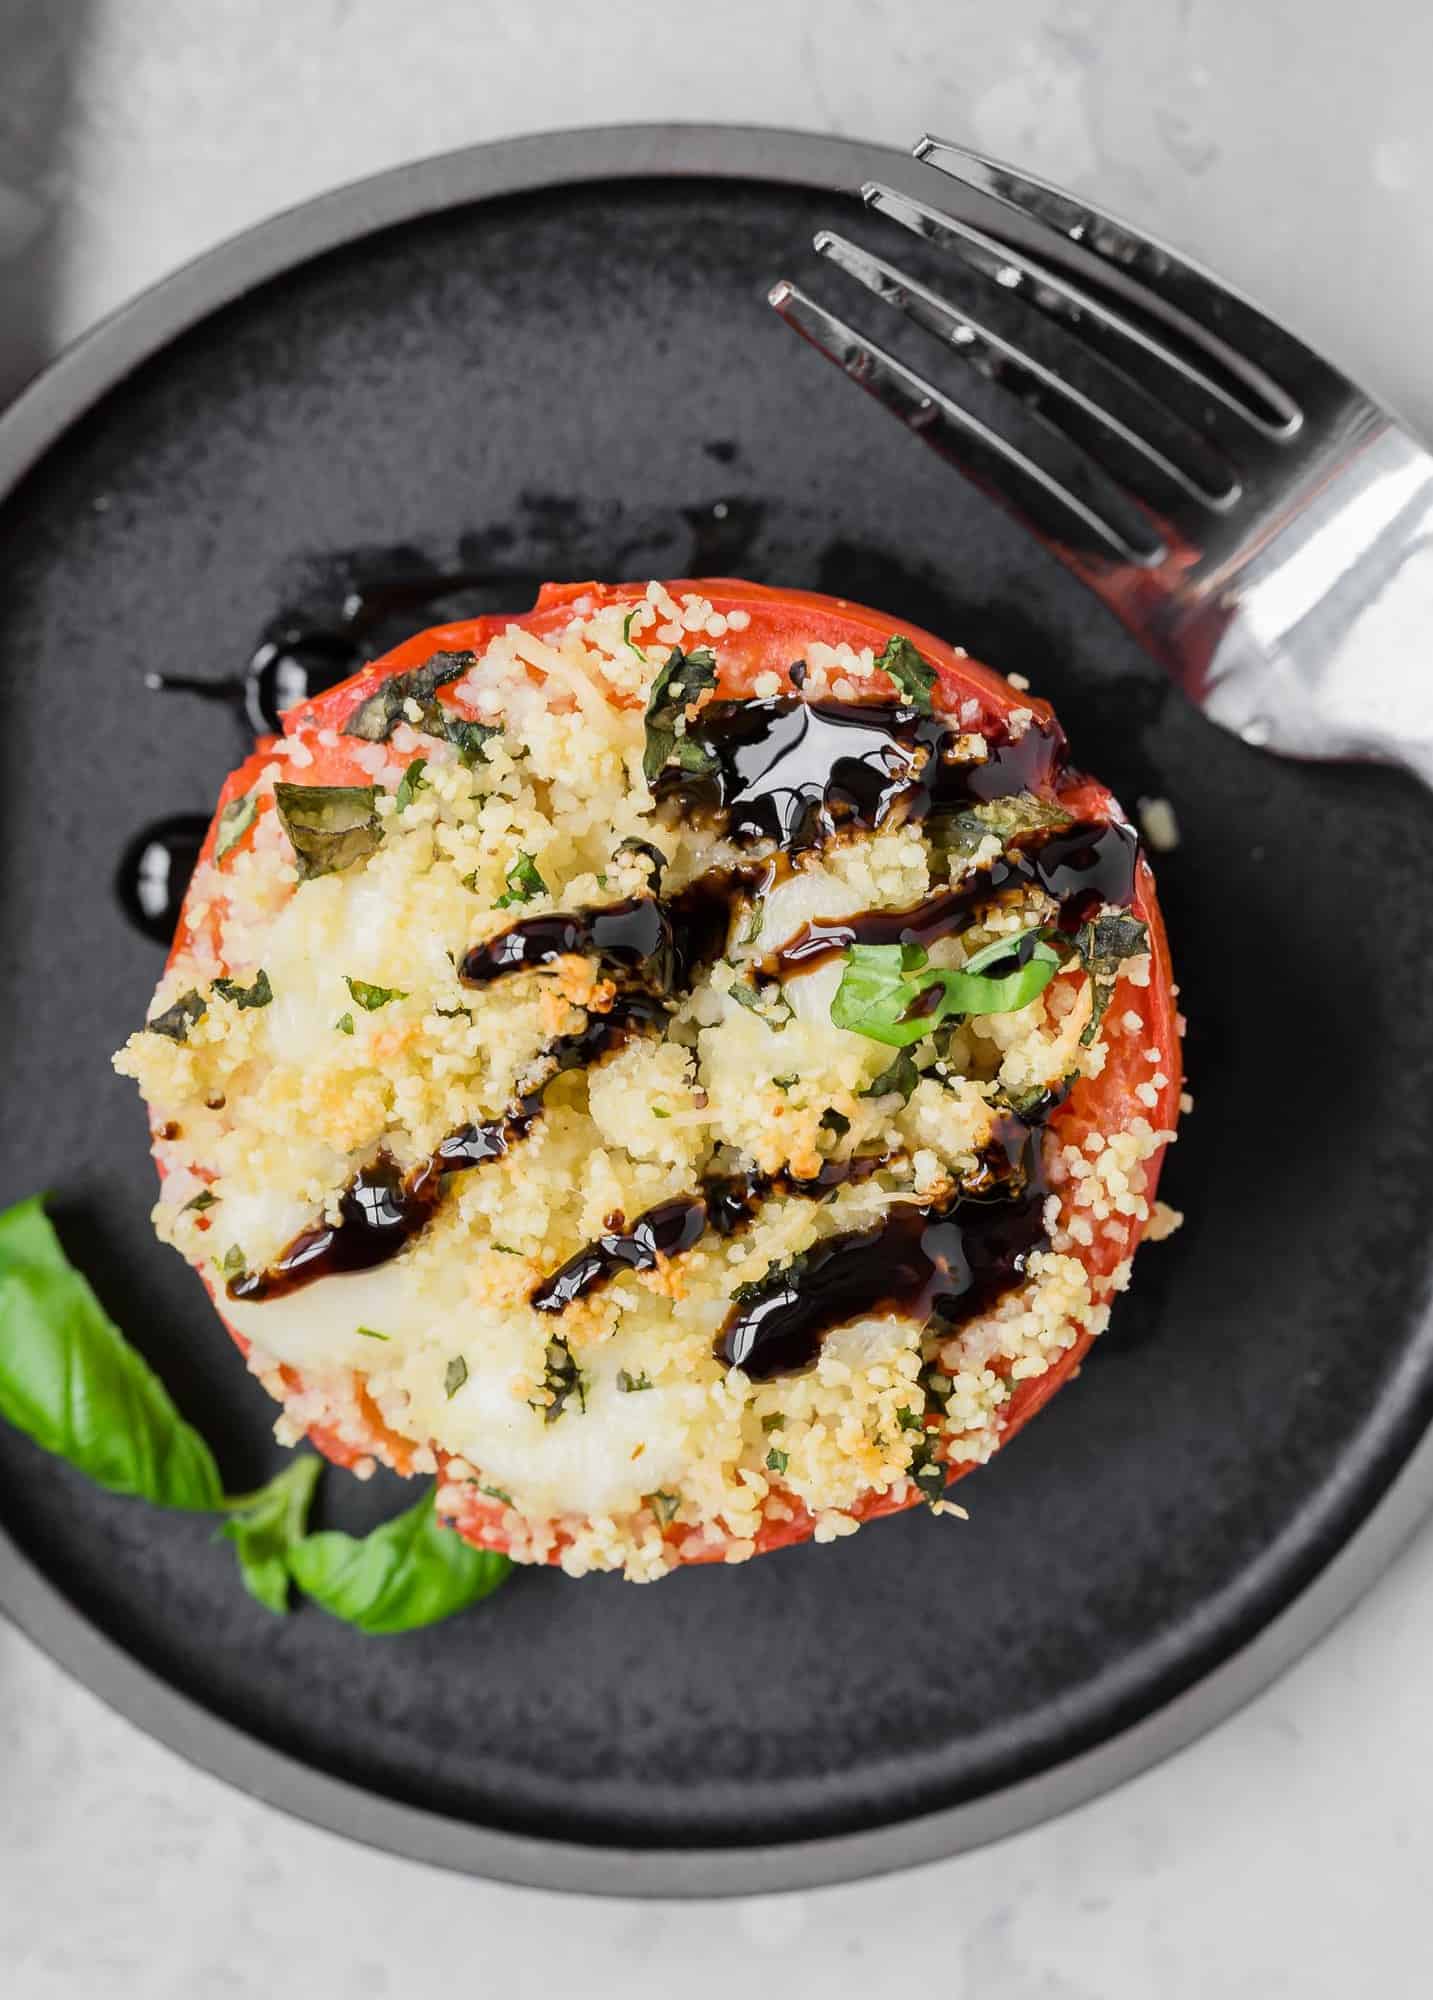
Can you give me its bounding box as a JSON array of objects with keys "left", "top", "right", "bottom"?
[
  {"left": 344, "top": 976, "right": 408, "bottom": 1011},
  {"left": 146, "top": 990, "right": 206, "bottom": 1041},
  {"left": 530, "top": 1335, "right": 585, "bottom": 1423},
  {"left": 861, "top": 1048, "right": 921, "bottom": 1101},
  {"left": 184, "top": 1188, "right": 218, "bottom": 1213},
  {"left": 875, "top": 634, "right": 937, "bottom": 712},
  {"left": 444, "top": 1355, "right": 468, "bottom": 1399},
  {"left": 341, "top": 649, "right": 477, "bottom": 742},
  {"left": 907, "top": 1430, "right": 946, "bottom": 1511},
  {"left": 729, "top": 977, "right": 794, "bottom": 1026},
  {"left": 219, "top": 1453, "right": 322, "bottom": 1615},
  {"left": 215, "top": 791, "right": 258, "bottom": 860},
  {"left": 440, "top": 716, "right": 502, "bottom": 766},
  {"left": 765, "top": 1447, "right": 789, "bottom": 1475},
  {"left": 641, "top": 645, "right": 719, "bottom": 782},
  {"left": 616, "top": 1369, "right": 652, "bottom": 1393},
  {"left": 495, "top": 852, "right": 547, "bottom": 908},
  {"left": 819, "top": 1108, "right": 851, "bottom": 1139},
  {"left": 932, "top": 790, "right": 1073, "bottom": 862},
  {"left": 336, "top": 1011, "right": 355, "bottom": 1035},
  {"left": 220, "top": 1244, "right": 247, "bottom": 1278},
  {"left": 646, "top": 1490, "right": 680, "bottom": 1525},
  {"left": 274, "top": 782, "right": 381, "bottom": 883},
  {"left": 0, "top": 1196, "right": 223, "bottom": 1510},
  {"left": 1073, "top": 912, "right": 1149, "bottom": 1046},
  {"left": 288, "top": 1484, "right": 510, "bottom": 1636},
  {"left": 394, "top": 757, "right": 427, "bottom": 811},
  {"left": 212, "top": 968, "right": 273, "bottom": 1010},
  {"left": 831, "top": 931, "right": 1060, "bottom": 1048}
]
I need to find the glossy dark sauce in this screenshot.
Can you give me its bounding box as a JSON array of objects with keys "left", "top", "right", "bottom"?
[
  {"left": 115, "top": 814, "right": 212, "bottom": 946},
  {"left": 717, "top": 1180, "right": 1049, "bottom": 1381},
  {"left": 531, "top": 1153, "right": 889, "bottom": 1315},
  {"left": 230, "top": 996, "right": 665, "bottom": 1303}
]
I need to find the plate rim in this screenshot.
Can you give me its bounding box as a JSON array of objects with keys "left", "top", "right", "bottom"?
[{"left": 3, "top": 118, "right": 1431, "bottom": 1898}]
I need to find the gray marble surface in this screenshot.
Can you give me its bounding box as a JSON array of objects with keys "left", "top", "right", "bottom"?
[{"left": 3, "top": 1, "right": 1432, "bottom": 1992}]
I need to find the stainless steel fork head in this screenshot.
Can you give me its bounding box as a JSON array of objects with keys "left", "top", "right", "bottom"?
[{"left": 771, "top": 137, "right": 1433, "bottom": 790}]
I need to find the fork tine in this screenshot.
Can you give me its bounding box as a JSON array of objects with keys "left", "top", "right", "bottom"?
[
  {"left": 915, "top": 136, "right": 1306, "bottom": 434},
  {"left": 767, "top": 280, "right": 1167, "bottom": 568},
  {"left": 862, "top": 179, "right": 1298, "bottom": 448},
  {"left": 814, "top": 228, "right": 1241, "bottom": 518}
]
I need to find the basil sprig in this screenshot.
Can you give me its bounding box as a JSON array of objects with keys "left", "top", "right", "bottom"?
[
  {"left": 0, "top": 1196, "right": 224, "bottom": 1509},
  {"left": 641, "top": 645, "right": 719, "bottom": 782},
  {"left": 831, "top": 929, "right": 1062, "bottom": 1048},
  {"left": 288, "top": 1486, "right": 509, "bottom": 1636},
  {"left": 274, "top": 782, "right": 381, "bottom": 882},
  {"left": 0, "top": 1195, "right": 512, "bottom": 1633}
]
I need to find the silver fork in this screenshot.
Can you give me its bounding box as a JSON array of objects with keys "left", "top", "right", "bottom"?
[{"left": 770, "top": 138, "right": 1433, "bottom": 789}]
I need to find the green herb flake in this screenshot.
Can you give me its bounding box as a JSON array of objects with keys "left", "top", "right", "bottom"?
[
  {"left": 433, "top": 1004, "right": 473, "bottom": 1020},
  {"left": 441, "top": 717, "right": 502, "bottom": 766},
  {"left": 651, "top": 1105, "right": 671, "bottom": 1120},
  {"left": 288, "top": 1484, "right": 510, "bottom": 1636},
  {"left": 479, "top": 1483, "right": 514, "bottom": 1505},
  {"left": 394, "top": 756, "right": 428, "bottom": 812},
  {"left": 641, "top": 645, "right": 719, "bottom": 783},
  {"left": 1074, "top": 913, "right": 1150, "bottom": 1046},
  {"left": 831, "top": 930, "right": 1061, "bottom": 1048},
  {"left": 444, "top": 1355, "right": 468, "bottom": 1399},
  {"left": 617, "top": 1369, "right": 653, "bottom": 1393},
  {"left": 646, "top": 1490, "right": 680, "bottom": 1526},
  {"left": 146, "top": 990, "right": 206, "bottom": 1041},
  {"left": 772, "top": 1074, "right": 799, "bottom": 1092},
  {"left": 491, "top": 1244, "right": 522, "bottom": 1256},
  {"left": 861, "top": 1048, "right": 921, "bottom": 1101},
  {"left": 219, "top": 1453, "right": 322, "bottom": 1615},
  {"left": 274, "top": 781, "right": 381, "bottom": 883},
  {"left": 215, "top": 791, "right": 258, "bottom": 860},
  {"left": 344, "top": 976, "right": 408, "bottom": 1012},
  {"left": 931, "top": 790, "right": 1073, "bottom": 862},
  {"left": 765, "top": 1447, "right": 789, "bottom": 1475},
  {"left": 740, "top": 902, "right": 764, "bottom": 947},
  {"left": 341, "top": 649, "right": 477, "bottom": 743},
  {"left": 0, "top": 1196, "right": 224, "bottom": 1511},
  {"left": 212, "top": 968, "right": 273, "bottom": 1010},
  {"left": 874, "top": 633, "right": 938, "bottom": 712},
  {"left": 761, "top": 1413, "right": 785, "bottom": 1433},
  {"left": 220, "top": 1244, "right": 247, "bottom": 1279},
  {"left": 183, "top": 1189, "right": 218, "bottom": 1214},
  {"left": 896, "top": 1406, "right": 924, "bottom": 1432},
  {"left": 621, "top": 608, "right": 646, "bottom": 660},
  {"left": 357, "top": 1326, "right": 389, "bottom": 1342},
  {"left": 530, "top": 1336, "right": 586, "bottom": 1424},
  {"left": 495, "top": 852, "right": 548, "bottom": 907},
  {"left": 907, "top": 1431, "right": 947, "bottom": 1511},
  {"left": 335, "top": 1012, "right": 355, "bottom": 1035},
  {"left": 819, "top": 1108, "right": 851, "bottom": 1139}
]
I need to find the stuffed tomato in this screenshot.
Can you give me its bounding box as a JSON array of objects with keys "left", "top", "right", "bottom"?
[{"left": 115, "top": 578, "right": 1181, "bottom": 1580}]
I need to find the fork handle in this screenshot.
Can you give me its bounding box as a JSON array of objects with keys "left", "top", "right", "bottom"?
[{"left": 1164, "top": 426, "right": 1433, "bottom": 790}]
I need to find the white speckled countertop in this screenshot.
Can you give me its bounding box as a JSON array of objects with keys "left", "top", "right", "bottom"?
[{"left": 3, "top": 2, "right": 1432, "bottom": 1992}]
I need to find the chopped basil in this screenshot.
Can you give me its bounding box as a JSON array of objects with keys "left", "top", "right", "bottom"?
[
  {"left": 287, "top": 1484, "right": 510, "bottom": 1635},
  {"left": 344, "top": 976, "right": 408, "bottom": 1012},
  {"left": 895, "top": 1405, "right": 924, "bottom": 1432},
  {"left": 765, "top": 1447, "right": 789, "bottom": 1475},
  {"left": 461, "top": 871, "right": 479, "bottom": 892},
  {"left": 444, "top": 1356, "right": 468, "bottom": 1399},
  {"left": 215, "top": 791, "right": 258, "bottom": 860},
  {"left": 495, "top": 852, "right": 547, "bottom": 907},
  {"left": 480, "top": 1482, "right": 513, "bottom": 1505},
  {"left": 341, "top": 649, "right": 477, "bottom": 742},
  {"left": 907, "top": 1430, "right": 947, "bottom": 1511},
  {"left": 831, "top": 930, "right": 1061, "bottom": 1048},
  {"left": 440, "top": 717, "right": 502, "bottom": 766},
  {"left": 394, "top": 756, "right": 427, "bottom": 811},
  {"left": 220, "top": 1244, "right": 246, "bottom": 1278},
  {"left": 357, "top": 1326, "right": 389, "bottom": 1341},
  {"left": 0, "top": 1196, "right": 224, "bottom": 1511},
  {"left": 219, "top": 1454, "right": 322, "bottom": 1615},
  {"left": 861, "top": 1048, "right": 921, "bottom": 1101},
  {"left": 646, "top": 1490, "right": 680, "bottom": 1525},
  {"left": 819, "top": 1108, "right": 851, "bottom": 1139},
  {"left": 612, "top": 836, "right": 668, "bottom": 891},
  {"left": 146, "top": 990, "right": 206, "bottom": 1041},
  {"left": 492, "top": 1244, "right": 522, "bottom": 1256},
  {"left": 335, "top": 1012, "right": 355, "bottom": 1035},
  {"left": 274, "top": 781, "right": 381, "bottom": 883},
  {"left": 183, "top": 1189, "right": 218, "bottom": 1214},
  {"left": 931, "top": 790, "right": 1073, "bottom": 862},
  {"left": 1073, "top": 913, "right": 1150, "bottom": 1046},
  {"left": 641, "top": 644, "right": 719, "bottom": 782},
  {"left": 433, "top": 1004, "right": 473, "bottom": 1020},
  {"left": 213, "top": 968, "right": 273, "bottom": 1010},
  {"left": 740, "top": 903, "right": 764, "bottom": 946},
  {"left": 621, "top": 609, "right": 646, "bottom": 659},
  {"left": 531, "top": 1335, "right": 585, "bottom": 1423},
  {"left": 651, "top": 1105, "right": 670, "bottom": 1120},
  {"left": 874, "top": 634, "right": 937, "bottom": 712},
  {"left": 617, "top": 1369, "right": 653, "bottom": 1393},
  {"left": 729, "top": 977, "right": 794, "bottom": 1026},
  {"left": 761, "top": 1413, "right": 785, "bottom": 1433},
  {"left": 772, "top": 1074, "right": 799, "bottom": 1091}
]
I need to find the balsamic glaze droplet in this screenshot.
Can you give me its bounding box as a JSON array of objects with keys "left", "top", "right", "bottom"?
[
  {"left": 115, "top": 814, "right": 211, "bottom": 944},
  {"left": 243, "top": 628, "right": 355, "bottom": 734}
]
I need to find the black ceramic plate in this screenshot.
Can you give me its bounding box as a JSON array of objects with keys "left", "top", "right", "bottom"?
[{"left": 3, "top": 126, "right": 1433, "bottom": 1897}]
